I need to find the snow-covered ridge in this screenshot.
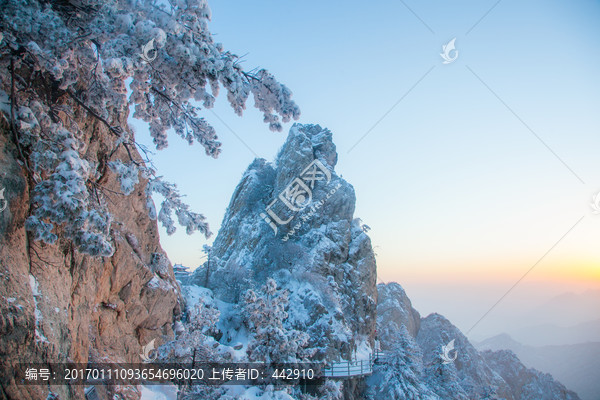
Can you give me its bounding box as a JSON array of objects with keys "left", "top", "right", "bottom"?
[{"left": 370, "top": 283, "right": 581, "bottom": 400}]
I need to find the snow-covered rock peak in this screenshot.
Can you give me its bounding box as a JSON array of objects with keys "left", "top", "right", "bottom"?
[{"left": 189, "top": 123, "right": 377, "bottom": 363}]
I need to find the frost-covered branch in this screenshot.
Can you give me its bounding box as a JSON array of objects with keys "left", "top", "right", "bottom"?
[
  {"left": 146, "top": 175, "right": 211, "bottom": 237},
  {"left": 0, "top": 0, "right": 299, "bottom": 256}
]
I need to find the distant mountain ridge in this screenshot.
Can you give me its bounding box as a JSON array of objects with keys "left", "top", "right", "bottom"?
[
  {"left": 508, "top": 289, "right": 600, "bottom": 346},
  {"left": 510, "top": 318, "right": 600, "bottom": 346},
  {"left": 477, "top": 333, "right": 600, "bottom": 400},
  {"left": 466, "top": 287, "right": 600, "bottom": 346}
]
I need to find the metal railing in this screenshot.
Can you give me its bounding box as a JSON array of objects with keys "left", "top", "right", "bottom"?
[
  {"left": 372, "top": 351, "right": 390, "bottom": 363},
  {"left": 322, "top": 352, "right": 388, "bottom": 378}
]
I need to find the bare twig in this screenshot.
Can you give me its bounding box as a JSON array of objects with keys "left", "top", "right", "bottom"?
[
  {"left": 65, "top": 89, "right": 120, "bottom": 136},
  {"left": 150, "top": 86, "right": 208, "bottom": 137},
  {"left": 65, "top": 89, "right": 141, "bottom": 166},
  {"left": 28, "top": 242, "right": 60, "bottom": 269}
]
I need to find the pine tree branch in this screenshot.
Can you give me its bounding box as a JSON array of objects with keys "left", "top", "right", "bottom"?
[{"left": 65, "top": 89, "right": 141, "bottom": 166}]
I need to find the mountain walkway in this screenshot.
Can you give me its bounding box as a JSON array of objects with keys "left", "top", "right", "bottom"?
[{"left": 322, "top": 351, "right": 388, "bottom": 378}]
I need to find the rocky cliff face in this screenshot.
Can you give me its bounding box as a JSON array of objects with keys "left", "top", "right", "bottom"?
[
  {"left": 0, "top": 110, "right": 181, "bottom": 400},
  {"left": 190, "top": 123, "right": 378, "bottom": 364},
  {"left": 374, "top": 282, "right": 581, "bottom": 400},
  {"left": 376, "top": 282, "right": 420, "bottom": 340},
  {"left": 416, "top": 313, "right": 513, "bottom": 399}
]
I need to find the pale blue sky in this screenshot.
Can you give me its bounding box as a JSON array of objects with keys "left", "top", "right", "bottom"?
[{"left": 132, "top": 0, "right": 600, "bottom": 336}]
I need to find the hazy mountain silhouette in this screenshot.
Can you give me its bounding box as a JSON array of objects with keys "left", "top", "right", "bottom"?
[{"left": 477, "top": 333, "right": 600, "bottom": 400}]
